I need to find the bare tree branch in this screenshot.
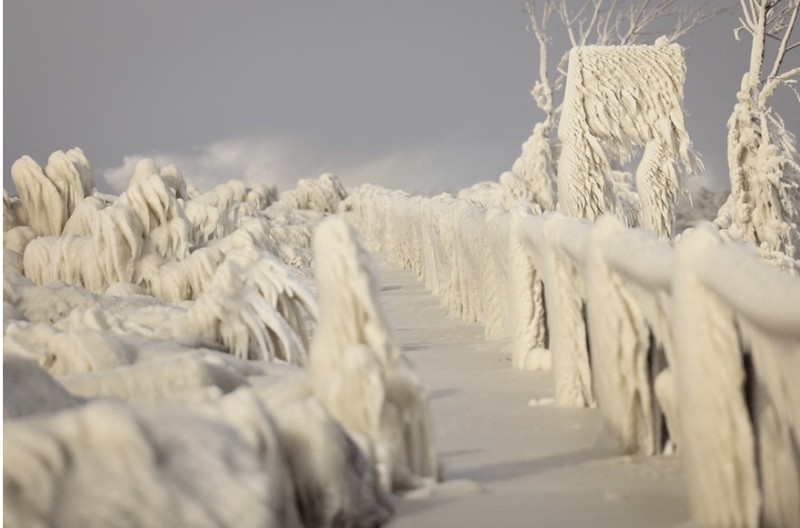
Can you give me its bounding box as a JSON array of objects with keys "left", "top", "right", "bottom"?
[{"left": 768, "top": 0, "right": 799, "bottom": 78}]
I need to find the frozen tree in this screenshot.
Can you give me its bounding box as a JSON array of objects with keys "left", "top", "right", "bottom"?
[
  {"left": 513, "top": 0, "right": 723, "bottom": 212},
  {"left": 557, "top": 41, "right": 701, "bottom": 237},
  {"left": 715, "top": 0, "right": 800, "bottom": 265}
]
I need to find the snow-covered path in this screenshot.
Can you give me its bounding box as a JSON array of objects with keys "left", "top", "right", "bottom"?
[{"left": 375, "top": 257, "right": 692, "bottom": 528}]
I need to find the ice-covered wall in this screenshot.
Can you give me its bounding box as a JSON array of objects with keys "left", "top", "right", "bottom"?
[{"left": 347, "top": 183, "right": 800, "bottom": 528}]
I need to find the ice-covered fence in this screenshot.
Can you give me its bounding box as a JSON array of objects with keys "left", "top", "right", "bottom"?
[
  {"left": 517, "top": 214, "right": 593, "bottom": 407},
  {"left": 582, "top": 217, "right": 678, "bottom": 455},
  {"left": 674, "top": 226, "right": 800, "bottom": 528},
  {"left": 346, "top": 184, "right": 800, "bottom": 528},
  {"left": 347, "top": 185, "right": 547, "bottom": 369}
]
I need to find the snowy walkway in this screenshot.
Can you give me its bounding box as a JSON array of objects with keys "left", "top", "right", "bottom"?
[{"left": 375, "top": 257, "right": 692, "bottom": 528}]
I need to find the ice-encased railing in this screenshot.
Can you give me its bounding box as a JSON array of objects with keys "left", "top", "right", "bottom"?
[
  {"left": 347, "top": 185, "right": 545, "bottom": 367},
  {"left": 310, "top": 216, "right": 438, "bottom": 492},
  {"left": 346, "top": 183, "right": 800, "bottom": 528},
  {"left": 674, "top": 226, "right": 800, "bottom": 528},
  {"left": 518, "top": 214, "right": 594, "bottom": 407}
]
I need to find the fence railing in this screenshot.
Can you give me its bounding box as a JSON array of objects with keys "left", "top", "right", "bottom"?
[{"left": 346, "top": 183, "right": 800, "bottom": 528}]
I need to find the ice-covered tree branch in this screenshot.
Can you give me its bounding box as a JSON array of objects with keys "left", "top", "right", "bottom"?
[{"left": 717, "top": 0, "right": 800, "bottom": 267}]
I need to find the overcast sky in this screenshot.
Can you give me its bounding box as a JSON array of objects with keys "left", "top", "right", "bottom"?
[{"left": 4, "top": 1, "right": 799, "bottom": 195}]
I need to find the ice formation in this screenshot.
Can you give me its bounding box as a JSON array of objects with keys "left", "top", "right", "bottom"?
[
  {"left": 6, "top": 386, "right": 303, "bottom": 528},
  {"left": 716, "top": 79, "right": 800, "bottom": 266},
  {"left": 10, "top": 149, "right": 96, "bottom": 236},
  {"left": 346, "top": 185, "right": 549, "bottom": 374},
  {"left": 557, "top": 42, "right": 700, "bottom": 237},
  {"left": 582, "top": 215, "right": 674, "bottom": 455},
  {"left": 5, "top": 21, "right": 800, "bottom": 526},
  {"left": 4, "top": 149, "right": 435, "bottom": 528},
  {"left": 279, "top": 172, "right": 348, "bottom": 213},
  {"left": 510, "top": 122, "right": 557, "bottom": 210},
  {"left": 674, "top": 225, "right": 800, "bottom": 527},
  {"left": 714, "top": 0, "right": 800, "bottom": 268},
  {"left": 309, "top": 216, "right": 438, "bottom": 491},
  {"left": 7, "top": 152, "right": 323, "bottom": 364},
  {"left": 519, "top": 213, "right": 594, "bottom": 407},
  {"left": 347, "top": 181, "right": 800, "bottom": 527}
]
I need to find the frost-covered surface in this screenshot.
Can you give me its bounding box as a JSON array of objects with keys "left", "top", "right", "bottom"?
[
  {"left": 347, "top": 182, "right": 800, "bottom": 527},
  {"left": 557, "top": 42, "right": 700, "bottom": 238},
  {"left": 2, "top": 151, "right": 448, "bottom": 528}
]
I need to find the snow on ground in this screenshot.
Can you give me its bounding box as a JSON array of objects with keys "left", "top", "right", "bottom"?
[{"left": 375, "top": 258, "right": 690, "bottom": 528}]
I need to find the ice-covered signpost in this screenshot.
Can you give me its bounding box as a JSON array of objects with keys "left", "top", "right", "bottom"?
[{"left": 557, "top": 40, "right": 700, "bottom": 237}]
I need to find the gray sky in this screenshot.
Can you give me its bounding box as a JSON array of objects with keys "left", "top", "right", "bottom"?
[{"left": 4, "top": 1, "right": 799, "bottom": 195}]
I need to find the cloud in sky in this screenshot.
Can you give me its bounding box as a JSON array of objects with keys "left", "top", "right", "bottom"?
[
  {"left": 102, "top": 137, "right": 303, "bottom": 194},
  {"left": 102, "top": 135, "right": 511, "bottom": 196}
]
